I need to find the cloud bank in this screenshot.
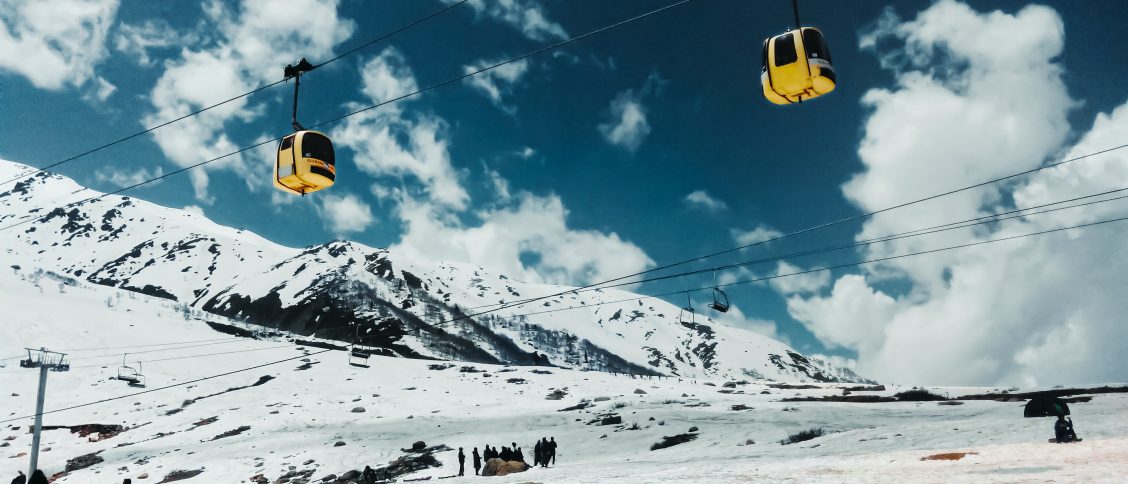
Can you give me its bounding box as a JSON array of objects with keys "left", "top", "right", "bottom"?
[{"left": 787, "top": 0, "right": 1128, "bottom": 386}]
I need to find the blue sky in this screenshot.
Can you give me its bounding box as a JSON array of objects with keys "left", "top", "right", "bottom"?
[{"left": 3, "top": 0, "right": 1128, "bottom": 385}]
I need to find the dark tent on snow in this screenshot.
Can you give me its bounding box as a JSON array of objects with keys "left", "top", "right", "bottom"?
[{"left": 1024, "top": 396, "right": 1070, "bottom": 418}]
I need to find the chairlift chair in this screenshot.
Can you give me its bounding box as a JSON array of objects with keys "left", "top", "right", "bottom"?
[
  {"left": 348, "top": 346, "right": 370, "bottom": 368},
  {"left": 347, "top": 326, "right": 370, "bottom": 368},
  {"left": 709, "top": 271, "right": 730, "bottom": 313},
  {"left": 678, "top": 292, "right": 696, "bottom": 325},
  {"left": 116, "top": 355, "right": 145, "bottom": 387},
  {"left": 709, "top": 287, "right": 730, "bottom": 313}
]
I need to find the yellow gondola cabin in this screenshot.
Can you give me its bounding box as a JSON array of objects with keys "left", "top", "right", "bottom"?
[
  {"left": 274, "top": 130, "right": 336, "bottom": 195},
  {"left": 761, "top": 27, "right": 836, "bottom": 104}
]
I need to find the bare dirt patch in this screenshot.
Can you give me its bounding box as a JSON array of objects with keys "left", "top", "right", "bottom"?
[{"left": 921, "top": 451, "right": 978, "bottom": 461}]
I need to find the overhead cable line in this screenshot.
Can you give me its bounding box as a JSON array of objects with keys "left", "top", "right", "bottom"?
[
  {"left": 591, "top": 188, "right": 1128, "bottom": 291},
  {"left": 306, "top": 0, "right": 698, "bottom": 130},
  {"left": 332, "top": 145, "right": 1128, "bottom": 324},
  {"left": 0, "top": 349, "right": 331, "bottom": 425},
  {"left": 0, "top": 81, "right": 284, "bottom": 189},
  {"left": 57, "top": 336, "right": 242, "bottom": 352},
  {"left": 462, "top": 184, "right": 1128, "bottom": 309},
  {"left": 62, "top": 339, "right": 261, "bottom": 361},
  {"left": 314, "top": 190, "right": 1128, "bottom": 333},
  {"left": 500, "top": 213, "right": 1128, "bottom": 320},
  {"left": 0, "top": 138, "right": 281, "bottom": 232},
  {"left": 313, "top": 0, "right": 471, "bottom": 70},
  {"left": 65, "top": 344, "right": 300, "bottom": 369},
  {"left": 520, "top": 144, "right": 1128, "bottom": 293},
  {"left": 0, "top": 343, "right": 299, "bottom": 374},
  {"left": 0, "top": 0, "right": 472, "bottom": 189},
  {"left": 0, "top": 0, "right": 698, "bottom": 234}
]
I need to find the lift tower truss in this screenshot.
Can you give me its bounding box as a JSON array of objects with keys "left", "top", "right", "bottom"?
[{"left": 19, "top": 347, "right": 70, "bottom": 476}]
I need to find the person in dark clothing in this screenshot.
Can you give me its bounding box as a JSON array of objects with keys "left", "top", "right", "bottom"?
[
  {"left": 500, "top": 446, "right": 511, "bottom": 461},
  {"left": 1054, "top": 415, "right": 1079, "bottom": 443},
  {"left": 472, "top": 447, "right": 482, "bottom": 475},
  {"left": 548, "top": 437, "right": 557, "bottom": 465},
  {"left": 533, "top": 439, "right": 543, "bottom": 467},
  {"left": 458, "top": 447, "right": 466, "bottom": 476},
  {"left": 361, "top": 465, "right": 377, "bottom": 484},
  {"left": 539, "top": 438, "right": 549, "bottom": 467},
  {"left": 514, "top": 446, "right": 525, "bottom": 464},
  {"left": 1054, "top": 415, "right": 1070, "bottom": 442},
  {"left": 10, "top": 471, "right": 25, "bottom": 484},
  {"left": 27, "top": 471, "right": 47, "bottom": 484}
]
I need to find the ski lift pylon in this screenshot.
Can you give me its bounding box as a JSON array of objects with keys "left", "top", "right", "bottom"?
[{"left": 20, "top": 347, "right": 69, "bottom": 371}]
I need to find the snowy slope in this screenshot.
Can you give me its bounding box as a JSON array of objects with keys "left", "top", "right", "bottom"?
[
  {"left": 1, "top": 271, "right": 1126, "bottom": 483},
  {"left": 0, "top": 159, "right": 865, "bottom": 382}
]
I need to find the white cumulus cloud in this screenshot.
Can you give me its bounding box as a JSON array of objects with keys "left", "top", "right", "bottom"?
[
  {"left": 463, "top": 58, "right": 529, "bottom": 113},
  {"left": 599, "top": 90, "right": 650, "bottom": 152},
  {"left": 113, "top": 18, "right": 202, "bottom": 67},
  {"left": 144, "top": 0, "right": 354, "bottom": 202},
  {"left": 95, "top": 165, "right": 163, "bottom": 188},
  {"left": 391, "top": 191, "right": 653, "bottom": 288},
  {"left": 0, "top": 0, "right": 119, "bottom": 91},
  {"left": 683, "top": 190, "right": 728, "bottom": 213},
  {"left": 448, "top": 0, "right": 567, "bottom": 41},
  {"left": 731, "top": 225, "right": 783, "bottom": 246},
  {"left": 333, "top": 48, "right": 469, "bottom": 210},
  {"left": 769, "top": 261, "right": 830, "bottom": 296},
  {"left": 182, "top": 205, "right": 206, "bottom": 217},
  {"left": 720, "top": 304, "right": 785, "bottom": 343},
  {"left": 318, "top": 192, "right": 375, "bottom": 235}
]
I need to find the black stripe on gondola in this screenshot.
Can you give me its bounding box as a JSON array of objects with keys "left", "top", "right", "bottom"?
[
  {"left": 310, "top": 164, "right": 336, "bottom": 181},
  {"left": 821, "top": 67, "right": 836, "bottom": 84}
]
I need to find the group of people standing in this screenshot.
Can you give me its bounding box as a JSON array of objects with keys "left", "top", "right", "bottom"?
[
  {"left": 532, "top": 437, "right": 557, "bottom": 468},
  {"left": 11, "top": 469, "right": 129, "bottom": 480},
  {"left": 456, "top": 437, "right": 558, "bottom": 476},
  {"left": 11, "top": 470, "right": 131, "bottom": 484},
  {"left": 10, "top": 470, "right": 49, "bottom": 484}
]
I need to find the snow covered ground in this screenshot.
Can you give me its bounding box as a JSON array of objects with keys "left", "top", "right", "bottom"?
[{"left": 2, "top": 268, "right": 1127, "bottom": 483}]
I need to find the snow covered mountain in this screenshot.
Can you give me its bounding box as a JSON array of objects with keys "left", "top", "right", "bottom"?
[{"left": 0, "top": 159, "right": 868, "bottom": 383}]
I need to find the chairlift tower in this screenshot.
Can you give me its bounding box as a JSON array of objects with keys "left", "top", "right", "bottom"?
[{"left": 18, "top": 347, "right": 70, "bottom": 477}]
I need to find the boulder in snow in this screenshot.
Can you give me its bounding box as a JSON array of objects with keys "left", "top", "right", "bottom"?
[{"left": 481, "top": 458, "right": 529, "bottom": 477}]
